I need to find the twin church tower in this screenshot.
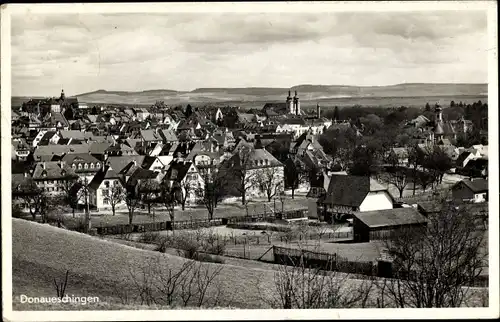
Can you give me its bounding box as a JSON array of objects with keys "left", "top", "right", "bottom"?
[{"left": 286, "top": 90, "right": 301, "bottom": 115}]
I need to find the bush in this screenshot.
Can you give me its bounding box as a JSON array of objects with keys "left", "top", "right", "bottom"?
[
  {"left": 12, "top": 204, "right": 25, "bottom": 219},
  {"left": 194, "top": 253, "right": 225, "bottom": 264},
  {"left": 140, "top": 231, "right": 162, "bottom": 244}
]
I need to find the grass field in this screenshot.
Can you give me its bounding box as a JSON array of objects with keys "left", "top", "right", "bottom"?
[
  {"left": 64, "top": 197, "right": 309, "bottom": 229},
  {"left": 11, "top": 219, "right": 487, "bottom": 310}
]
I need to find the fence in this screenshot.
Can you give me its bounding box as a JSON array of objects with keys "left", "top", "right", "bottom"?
[
  {"left": 95, "top": 209, "right": 308, "bottom": 236},
  {"left": 272, "top": 245, "right": 375, "bottom": 276},
  {"left": 395, "top": 187, "right": 449, "bottom": 203}
]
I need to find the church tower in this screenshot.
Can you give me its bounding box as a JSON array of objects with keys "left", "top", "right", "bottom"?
[
  {"left": 293, "top": 91, "right": 300, "bottom": 115},
  {"left": 434, "top": 104, "right": 444, "bottom": 142},
  {"left": 60, "top": 89, "right": 66, "bottom": 101},
  {"left": 286, "top": 90, "right": 294, "bottom": 114}
]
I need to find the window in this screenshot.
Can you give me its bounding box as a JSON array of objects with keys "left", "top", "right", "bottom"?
[
  {"left": 103, "top": 198, "right": 109, "bottom": 205},
  {"left": 84, "top": 163, "right": 89, "bottom": 169},
  {"left": 72, "top": 163, "right": 76, "bottom": 169},
  {"left": 78, "top": 164, "right": 82, "bottom": 170},
  {"left": 104, "top": 181, "right": 110, "bottom": 188},
  {"left": 96, "top": 162, "right": 100, "bottom": 168},
  {"left": 90, "top": 163, "right": 94, "bottom": 169}
]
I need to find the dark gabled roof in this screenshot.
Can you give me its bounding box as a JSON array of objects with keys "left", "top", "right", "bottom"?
[
  {"left": 127, "top": 167, "right": 159, "bottom": 187},
  {"left": 320, "top": 175, "right": 388, "bottom": 207},
  {"left": 354, "top": 207, "right": 428, "bottom": 229},
  {"left": 456, "top": 151, "right": 473, "bottom": 164},
  {"left": 456, "top": 178, "right": 488, "bottom": 193},
  {"left": 142, "top": 156, "right": 162, "bottom": 170},
  {"left": 88, "top": 165, "right": 121, "bottom": 190},
  {"left": 106, "top": 155, "right": 146, "bottom": 174},
  {"left": 165, "top": 160, "right": 193, "bottom": 182}
]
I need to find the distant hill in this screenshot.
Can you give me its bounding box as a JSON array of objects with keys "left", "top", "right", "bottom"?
[{"left": 11, "top": 83, "right": 487, "bottom": 107}]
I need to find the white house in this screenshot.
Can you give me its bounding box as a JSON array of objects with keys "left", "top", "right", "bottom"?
[
  {"left": 164, "top": 160, "right": 204, "bottom": 205},
  {"left": 88, "top": 165, "right": 126, "bottom": 210},
  {"left": 227, "top": 148, "right": 285, "bottom": 200}
]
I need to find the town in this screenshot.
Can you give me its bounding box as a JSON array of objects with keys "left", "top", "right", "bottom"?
[
  {"left": 6, "top": 6, "right": 492, "bottom": 314},
  {"left": 11, "top": 87, "right": 489, "bottom": 309}
]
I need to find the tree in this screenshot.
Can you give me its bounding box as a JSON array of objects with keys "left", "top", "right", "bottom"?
[
  {"left": 268, "top": 249, "right": 373, "bottom": 309},
  {"left": 15, "top": 179, "right": 49, "bottom": 221},
  {"left": 178, "top": 179, "right": 194, "bottom": 211},
  {"left": 161, "top": 183, "right": 178, "bottom": 234},
  {"left": 349, "top": 146, "right": 377, "bottom": 176},
  {"left": 125, "top": 189, "right": 141, "bottom": 225},
  {"left": 333, "top": 106, "right": 340, "bottom": 121},
  {"left": 377, "top": 199, "right": 487, "bottom": 308},
  {"left": 425, "top": 146, "right": 453, "bottom": 184},
  {"left": 383, "top": 166, "right": 410, "bottom": 198},
  {"left": 425, "top": 103, "right": 431, "bottom": 111},
  {"left": 185, "top": 104, "right": 193, "bottom": 118},
  {"left": 138, "top": 179, "right": 160, "bottom": 214},
  {"left": 284, "top": 158, "right": 310, "bottom": 199},
  {"left": 105, "top": 184, "right": 125, "bottom": 216},
  {"left": 255, "top": 166, "right": 284, "bottom": 202},
  {"left": 57, "top": 175, "right": 80, "bottom": 217},
  {"left": 415, "top": 169, "right": 435, "bottom": 192},
  {"left": 196, "top": 171, "right": 225, "bottom": 220},
  {"left": 228, "top": 145, "right": 258, "bottom": 205}
]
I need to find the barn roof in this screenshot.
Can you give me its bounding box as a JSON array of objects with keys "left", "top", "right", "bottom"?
[{"left": 354, "top": 207, "right": 427, "bottom": 229}]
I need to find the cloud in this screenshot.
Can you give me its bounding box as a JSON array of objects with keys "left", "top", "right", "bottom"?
[{"left": 10, "top": 11, "right": 488, "bottom": 96}]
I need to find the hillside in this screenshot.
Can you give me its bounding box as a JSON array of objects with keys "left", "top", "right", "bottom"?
[
  {"left": 11, "top": 218, "right": 282, "bottom": 310},
  {"left": 11, "top": 83, "right": 487, "bottom": 108},
  {"left": 73, "top": 83, "right": 486, "bottom": 105}
]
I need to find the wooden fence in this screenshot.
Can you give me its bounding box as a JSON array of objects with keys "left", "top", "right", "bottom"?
[
  {"left": 95, "top": 209, "right": 308, "bottom": 236},
  {"left": 272, "top": 245, "right": 375, "bottom": 276}
]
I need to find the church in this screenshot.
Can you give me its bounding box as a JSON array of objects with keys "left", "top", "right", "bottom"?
[{"left": 262, "top": 90, "right": 309, "bottom": 118}]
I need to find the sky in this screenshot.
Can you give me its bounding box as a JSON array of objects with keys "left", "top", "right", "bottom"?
[{"left": 11, "top": 11, "right": 489, "bottom": 97}]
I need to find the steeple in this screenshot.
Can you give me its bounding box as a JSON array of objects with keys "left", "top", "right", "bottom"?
[
  {"left": 60, "top": 89, "right": 66, "bottom": 101},
  {"left": 293, "top": 91, "right": 300, "bottom": 115},
  {"left": 286, "top": 90, "right": 294, "bottom": 114}
]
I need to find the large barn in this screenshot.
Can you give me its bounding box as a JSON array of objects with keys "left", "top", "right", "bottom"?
[
  {"left": 316, "top": 175, "right": 394, "bottom": 223},
  {"left": 352, "top": 207, "right": 428, "bottom": 242}
]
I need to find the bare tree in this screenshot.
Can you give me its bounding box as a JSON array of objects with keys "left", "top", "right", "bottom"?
[
  {"left": 383, "top": 166, "right": 410, "bottom": 198},
  {"left": 177, "top": 179, "right": 194, "bottom": 211},
  {"left": 377, "top": 199, "right": 487, "bottom": 308},
  {"left": 125, "top": 189, "right": 141, "bottom": 225},
  {"left": 53, "top": 270, "right": 69, "bottom": 299},
  {"left": 161, "top": 183, "right": 177, "bottom": 234},
  {"left": 255, "top": 166, "right": 284, "bottom": 202},
  {"left": 196, "top": 171, "right": 225, "bottom": 220},
  {"left": 138, "top": 179, "right": 160, "bottom": 214},
  {"left": 57, "top": 175, "right": 79, "bottom": 217},
  {"left": 229, "top": 145, "right": 258, "bottom": 205},
  {"left": 128, "top": 254, "right": 225, "bottom": 308},
  {"left": 105, "top": 184, "right": 125, "bottom": 216},
  {"left": 269, "top": 253, "right": 373, "bottom": 309}
]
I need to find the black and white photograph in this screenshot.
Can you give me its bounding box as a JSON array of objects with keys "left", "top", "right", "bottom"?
[{"left": 1, "top": 1, "right": 498, "bottom": 320}]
